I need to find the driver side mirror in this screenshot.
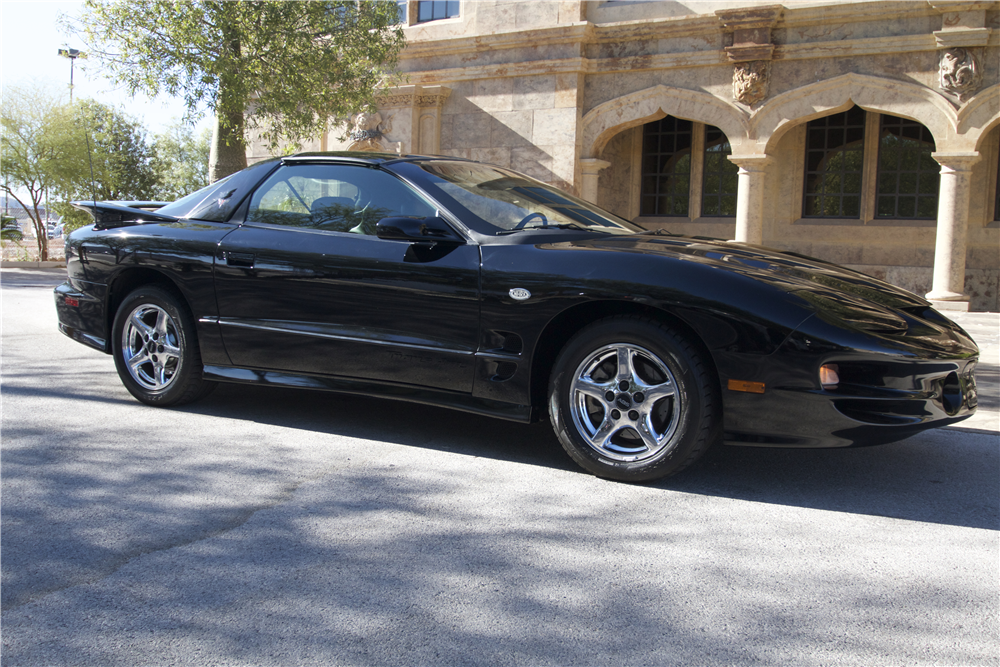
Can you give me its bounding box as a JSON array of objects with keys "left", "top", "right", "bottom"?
[{"left": 376, "top": 216, "right": 463, "bottom": 244}]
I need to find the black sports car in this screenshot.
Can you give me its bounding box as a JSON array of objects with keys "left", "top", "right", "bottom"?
[{"left": 55, "top": 153, "right": 979, "bottom": 481}]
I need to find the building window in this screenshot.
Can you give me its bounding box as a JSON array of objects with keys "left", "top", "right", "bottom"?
[
  {"left": 803, "top": 106, "right": 866, "bottom": 218},
  {"left": 701, "top": 126, "right": 738, "bottom": 217},
  {"left": 993, "top": 147, "right": 1000, "bottom": 221},
  {"left": 875, "top": 116, "right": 939, "bottom": 219},
  {"left": 417, "top": 0, "right": 459, "bottom": 23},
  {"left": 802, "top": 107, "right": 938, "bottom": 221},
  {"left": 639, "top": 118, "right": 737, "bottom": 218},
  {"left": 395, "top": 0, "right": 407, "bottom": 24},
  {"left": 641, "top": 117, "right": 692, "bottom": 216}
]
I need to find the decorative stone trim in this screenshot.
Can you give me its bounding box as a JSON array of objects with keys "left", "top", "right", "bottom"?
[
  {"left": 580, "top": 84, "right": 749, "bottom": 159},
  {"left": 930, "top": 0, "right": 994, "bottom": 48},
  {"left": 733, "top": 61, "right": 770, "bottom": 108},
  {"left": 749, "top": 73, "right": 960, "bottom": 153},
  {"left": 939, "top": 47, "right": 983, "bottom": 102},
  {"left": 378, "top": 86, "right": 452, "bottom": 109},
  {"left": 716, "top": 5, "right": 782, "bottom": 63},
  {"left": 934, "top": 27, "right": 992, "bottom": 48}
]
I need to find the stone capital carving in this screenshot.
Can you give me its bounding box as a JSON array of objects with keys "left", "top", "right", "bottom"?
[
  {"left": 930, "top": 151, "right": 982, "bottom": 171},
  {"left": 580, "top": 158, "right": 612, "bottom": 175},
  {"left": 938, "top": 48, "right": 982, "bottom": 102},
  {"left": 727, "top": 154, "right": 773, "bottom": 172},
  {"left": 732, "top": 61, "right": 770, "bottom": 107}
]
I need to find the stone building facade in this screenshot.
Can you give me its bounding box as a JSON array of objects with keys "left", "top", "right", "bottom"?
[{"left": 247, "top": 0, "right": 1000, "bottom": 311}]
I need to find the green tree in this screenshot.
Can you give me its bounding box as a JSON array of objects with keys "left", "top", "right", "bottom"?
[
  {"left": 49, "top": 100, "right": 163, "bottom": 235},
  {"left": 73, "top": 1, "right": 405, "bottom": 181},
  {"left": 1, "top": 86, "right": 85, "bottom": 260},
  {"left": 73, "top": 99, "right": 161, "bottom": 201},
  {"left": 152, "top": 119, "right": 211, "bottom": 200}
]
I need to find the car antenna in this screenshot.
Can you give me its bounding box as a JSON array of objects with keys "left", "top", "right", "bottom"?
[{"left": 84, "top": 132, "right": 98, "bottom": 206}]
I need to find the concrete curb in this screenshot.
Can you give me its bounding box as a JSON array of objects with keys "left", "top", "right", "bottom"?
[{"left": 1, "top": 261, "right": 66, "bottom": 269}]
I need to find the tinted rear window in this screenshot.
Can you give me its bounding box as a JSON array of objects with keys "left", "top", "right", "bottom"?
[{"left": 157, "top": 159, "right": 279, "bottom": 222}]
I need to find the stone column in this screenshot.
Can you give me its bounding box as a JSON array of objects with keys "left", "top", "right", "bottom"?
[
  {"left": 728, "top": 155, "right": 771, "bottom": 245},
  {"left": 926, "top": 151, "right": 980, "bottom": 309},
  {"left": 580, "top": 158, "right": 611, "bottom": 205}
]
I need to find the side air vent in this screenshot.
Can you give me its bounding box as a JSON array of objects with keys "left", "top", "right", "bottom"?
[
  {"left": 502, "top": 333, "right": 523, "bottom": 354},
  {"left": 493, "top": 361, "right": 518, "bottom": 381},
  {"left": 484, "top": 330, "right": 525, "bottom": 355}
]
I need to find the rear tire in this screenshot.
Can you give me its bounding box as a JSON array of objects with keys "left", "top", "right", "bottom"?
[
  {"left": 112, "top": 286, "right": 215, "bottom": 406},
  {"left": 548, "top": 316, "right": 719, "bottom": 482}
]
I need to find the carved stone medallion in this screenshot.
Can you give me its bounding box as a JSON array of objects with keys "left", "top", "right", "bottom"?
[
  {"left": 733, "top": 60, "right": 770, "bottom": 107},
  {"left": 939, "top": 47, "right": 981, "bottom": 102}
]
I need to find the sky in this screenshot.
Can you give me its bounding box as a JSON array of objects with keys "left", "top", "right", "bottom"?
[{"left": 0, "top": 0, "right": 212, "bottom": 135}]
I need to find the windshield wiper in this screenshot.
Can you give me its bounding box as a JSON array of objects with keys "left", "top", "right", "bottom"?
[
  {"left": 496, "top": 223, "right": 590, "bottom": 235},
  {"left": 636, "top": 228, "right": 681, "bottom": 237}
]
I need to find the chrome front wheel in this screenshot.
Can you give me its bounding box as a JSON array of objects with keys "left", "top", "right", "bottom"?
[
  {"left": 549, "top": 316, "right": 719, "bottom": 481},
  {"left": 569, "top": 343, "right": 681, "bottom": 463}
]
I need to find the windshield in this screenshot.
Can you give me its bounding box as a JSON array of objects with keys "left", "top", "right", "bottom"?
[{"left": 408, "top": 161, "right": 641, "bottom": 236}]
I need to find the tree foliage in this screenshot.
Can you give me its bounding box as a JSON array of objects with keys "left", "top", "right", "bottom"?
[
  {"left": 73, "top": 99, "right": 161, "bottom": 201},
  {"left": 0, "top": 86, "right": 84, "bottom": 260},
  {"left": 52, "top": 100, "right": 162, "bottom": 235},
  {"left": 152, "top": 119, "right": 211, "bottom": 201},
  {"left": 73, "top": 1, "right": 406, "bottom": 180},
  {"left": 2, "top": 87, "right": 186, "bottom": 256}
]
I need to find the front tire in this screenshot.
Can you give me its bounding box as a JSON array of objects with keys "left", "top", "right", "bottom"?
[
  {"left": 112, "top": 286, "right": 215, "bottom": 406},
  {"left": 548, "top": 316, "right": 719, "bottom": 482}
]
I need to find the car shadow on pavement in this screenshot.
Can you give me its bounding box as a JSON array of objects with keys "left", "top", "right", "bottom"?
[{"left": 183, "top": 382, "right": 999, "bottom": 532}]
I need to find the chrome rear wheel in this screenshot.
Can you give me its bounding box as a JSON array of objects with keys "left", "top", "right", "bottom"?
[
  {"left": 112, "top": 286, "right": 215, "bottom": 406},
  {"left": 121, "top": 304, "right": 183, "bottom": 391}
]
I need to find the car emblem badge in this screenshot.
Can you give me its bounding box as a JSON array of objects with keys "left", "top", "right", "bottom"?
[{"left": 509, "top": 288, "right": 531, "bottom": 301}]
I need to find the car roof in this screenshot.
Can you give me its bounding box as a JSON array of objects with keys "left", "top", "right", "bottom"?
[{"left": 282, "top": 152, "right": 469, "bottom": 166}]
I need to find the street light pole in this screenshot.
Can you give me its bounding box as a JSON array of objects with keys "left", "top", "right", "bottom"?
[{"left": 57, "top": 48, "right": 86, "bottom": 102}]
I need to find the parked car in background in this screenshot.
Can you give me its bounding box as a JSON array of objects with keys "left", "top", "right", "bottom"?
[
  {"left": 47, "top": 219, "right": 64, "bottom": 239},
  {"left": 54, "top": 153, "right": 979, "bottom": 481}
]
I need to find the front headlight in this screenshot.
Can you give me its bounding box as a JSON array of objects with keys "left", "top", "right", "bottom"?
[{"left": 795, "top": 290, "right": 909, "bottom": 335}]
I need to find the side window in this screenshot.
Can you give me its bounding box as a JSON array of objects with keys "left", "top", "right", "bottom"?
[{"left": 246, "top": 163, "right": 437, "bottom": 234}]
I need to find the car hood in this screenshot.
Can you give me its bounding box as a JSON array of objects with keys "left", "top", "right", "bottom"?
[{"left": 558, "top": 234, "right": 931, "bottom": 331}]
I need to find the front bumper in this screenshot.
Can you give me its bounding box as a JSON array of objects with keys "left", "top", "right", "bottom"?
[
  {"left": 721, "top": 309, "right": 979, "bottom": 448},
  {"left": 723, "top": 357, "right": 977, "bottom": 447}
]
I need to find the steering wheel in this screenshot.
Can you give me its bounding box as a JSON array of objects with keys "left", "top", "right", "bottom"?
[{"left": 513, "top": 212, "right": 548, "bottom": 230}]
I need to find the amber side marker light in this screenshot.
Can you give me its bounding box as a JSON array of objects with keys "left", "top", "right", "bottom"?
[
  {"left": 820, "top": 363, "right": 840, "bottom": 390},
  {"left": 728, "top": 379, "right": 765, "bottom": 394}
]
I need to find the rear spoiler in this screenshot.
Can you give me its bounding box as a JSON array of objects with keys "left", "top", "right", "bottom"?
[{"left": 71, "top": 201, "right": 179, "bottom": 229}]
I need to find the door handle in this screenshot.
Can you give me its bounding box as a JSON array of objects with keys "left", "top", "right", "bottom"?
[{"left": 225, "top": 252, "right": 255, "bottom": 268}]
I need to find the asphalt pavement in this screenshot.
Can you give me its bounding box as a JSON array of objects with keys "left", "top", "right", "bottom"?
[{"left": 2, "top": 267, "right": 997, "bottom": 666}]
